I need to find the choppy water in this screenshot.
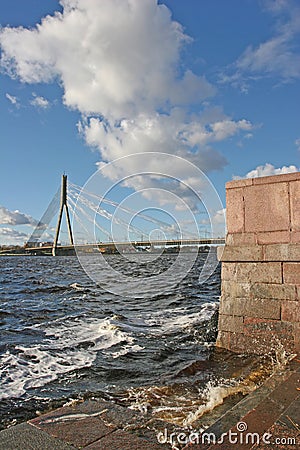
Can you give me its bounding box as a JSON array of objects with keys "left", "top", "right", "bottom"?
[{"left": 0, "top": 254, "right": 272, "bottom": 431}]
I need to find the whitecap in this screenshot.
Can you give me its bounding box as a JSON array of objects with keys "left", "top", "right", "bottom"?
[
  {"left": 0, "top": 316, "right": 136, "bottom": 400},
  {"left": 144, "top": 302, "right": 218, "bottom": 334}
]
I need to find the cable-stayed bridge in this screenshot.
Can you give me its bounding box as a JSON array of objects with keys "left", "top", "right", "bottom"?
[{"left": 25, "top": 175, "right": 225, "bottom": 256}]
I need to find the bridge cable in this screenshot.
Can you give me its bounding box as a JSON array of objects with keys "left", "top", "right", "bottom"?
[
  {"left": 27, "top": 187, "right": 61, "bottom": 244},
  {"left": 68, "top": 182, "right": 199, "bottom": 239}
]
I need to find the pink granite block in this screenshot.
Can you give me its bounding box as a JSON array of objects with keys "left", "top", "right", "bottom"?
[
  {"left": 220, "top": 245, "right": 263, "bottom": 262},
  {"left": 264, "top": 243, "right": 300, "bottom": 261},
  {"left": 221, "top": 262, "right": 237, "bottom": 281},
  {"left": 250, "top": 283, "right": 296, "bottom": 300},
  {"left": 244, "top": 183, "right": 290, "bottom": 233},
  {"left": 215, "top": 330, "right": 231, "bottom": 349},
  {"left": 242, "top": 318, "right": 295, "bottom": 353},
  {"left": 218, "top": 315, "right": 244, "bottom": 333},
  {"left": 241, "top": 298, "right": 281, "bottom": 320},
  {"left": 226, "top": 233, "right": 257, "bottom": 246},
  {"left": 291, "top": 231, "right": 300, "bottom": 243},
  {"left": 290, "top": 180, "right": 300, "bottom": 231},
  {"left": 294, "top": 323, "right": 300, "bottom": 351},
  {"left": 226, "top": 188, "right": 244, "bottom": 233},
  {"left": 221, "top": 280, "right": 251, "bottom": 298},
  {"left": 235, "top": 262, "right": 282, "bottom": 284},
  {"left": 257, "top": 231, "right": 290, "bottom": 245},
  {"left": 281, "top": 301, "right": 300, "bottom": 322},
  {"left": 283, "top": 263, "right": 300, "bottom": 284}
]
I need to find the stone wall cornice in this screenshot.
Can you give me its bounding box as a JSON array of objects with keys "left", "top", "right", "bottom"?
[{"left": 226, "top": 171, "right": 300, "bottom": 189}]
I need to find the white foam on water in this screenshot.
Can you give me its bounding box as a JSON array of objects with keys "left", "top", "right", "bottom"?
[
  {"left": 108, "top": 344, "right": 144, "bottom": 359},
  {"left": 69, "top": 282, "right": 85, "bottom": 290},
  {"left": 0, "top": 346, "right": 93, "bottom": 400},
  {"left": 0, "top": 316, "right": 136, "bottom": 400},
  {"left": 43, "top": 316, "right": 133, "bottom": 351},
  {"left": 144, "top": 302, "right": 218, "bottom": 334}
]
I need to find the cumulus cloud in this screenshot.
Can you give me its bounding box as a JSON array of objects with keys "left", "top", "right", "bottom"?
[
  {"left": 30, "top": 94, "right": 50, "bottom": 109},
  {"left": 0, "top": 0, "right": 254, "bottom": 209},
  {"left": 222, "top": 0, "right": 300, "bottom": 88},
  {"left": 0, "top": 0, "right": 208, "bottom": 117},
  {"left": 82, "top": 111, "right": 228, "bottom": 170},
  {"left": 235, "top": 163, "right": 299, "bottom": 179},
  {"left": 0, "top": 206, "right": 37, "bottom": 226}
]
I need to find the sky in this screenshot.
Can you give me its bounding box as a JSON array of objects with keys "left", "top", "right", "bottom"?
[{"left": 0, "top": 0, "right": 299, "bottom": 245}]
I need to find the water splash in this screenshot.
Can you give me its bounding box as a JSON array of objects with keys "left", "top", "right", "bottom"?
[{"left": 117, "top": 355, "right": 277, "bottom": 427}]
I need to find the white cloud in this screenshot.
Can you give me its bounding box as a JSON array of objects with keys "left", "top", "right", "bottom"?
[
  {"left": 0, "top": 0, "right": 254, "bottom": 209},
  {"left": 0, "top": 227, "right": 28, "bottom": 240},
  {"left": 0, "top": 0, "right": 208, "bottom": 117},
  {"left": 222, "top": 0, "right": 300, "bottom": 88},
  {"left": 82, "top": 111, "right": 228, "bottom": 169},
  {"left": 213, "top": 208, "right": 226, "bottom": 224},
  {"left": 235, "top": 34, "right": 300, "bottom": 80},
  {"left": 295, "top": 138, "right": 300, "bottom": 151},
  {"left": 177, "top": 118, "right": 253, "bottom": 147},
  {"left": 212, "top": 207, "right": 226, "bottom": 236},
  {"left": 235, "top": 163, "right": 299, "bottom": 179},
  {"left": 0, "top": 206, "right": 37, "bottom": 226},
  {"left": 263, "top": 0, "right": 291, "bottom": 13},
  {"left": 30, "top": 94, "right": 50, "bottom": 109},
  {"left": 6, "top": 92, "right": 19, "bottom": 107}
]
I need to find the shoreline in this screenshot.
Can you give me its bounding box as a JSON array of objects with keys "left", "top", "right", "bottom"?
[{"left": 1, "top": 353, "right": 299, "bottom": 449}]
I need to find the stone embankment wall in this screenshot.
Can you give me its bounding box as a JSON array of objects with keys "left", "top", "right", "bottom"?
[{"left": 217, "top": 172, "right": 300, "bottom": 354}]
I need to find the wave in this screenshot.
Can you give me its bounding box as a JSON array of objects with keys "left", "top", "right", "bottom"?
[
  {"left": 143, "top": 302, "right": 218, "bottom": 334},
  {"left": 0, "top": 316, "right": 138, "bottom": 401},
  {"left": 6, "top": 282, "right": 91, "bottom": 296}
]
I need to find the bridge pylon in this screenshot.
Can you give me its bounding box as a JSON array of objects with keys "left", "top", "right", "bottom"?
[{"left": 52, "top": 174, "right": 74, "bottom": 256}]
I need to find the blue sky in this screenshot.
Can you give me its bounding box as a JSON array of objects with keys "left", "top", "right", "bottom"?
[{"left": 0, "top": 0, "right": 299, "bottom": 244}]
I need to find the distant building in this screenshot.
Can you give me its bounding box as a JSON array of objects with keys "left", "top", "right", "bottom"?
[{"left": 24, "top": 241, "right": 53, "bottom": 248}]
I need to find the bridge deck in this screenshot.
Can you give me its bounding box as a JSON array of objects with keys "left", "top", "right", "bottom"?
[{"left": 24, "top": 238, "right": 225, "bottom": 253}]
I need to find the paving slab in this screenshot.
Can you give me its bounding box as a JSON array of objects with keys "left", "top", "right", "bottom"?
[
  {"left": 31, "top": 416, "right": 115, "bottom": 447},
  {"left": 0, "top": 422, "right": 76, "bottom": 450},
  {"left": 29, "top": 401, "right": 117, "bottom": 447},
  {"left": 277, "top": 395, "right": 300, "bottom": 430},
  {"left": 83, "top": 428, "right": 165, "bottom": 449},
  {"left": 252, "top": 422, "right": 299, "bottom": 449}
]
